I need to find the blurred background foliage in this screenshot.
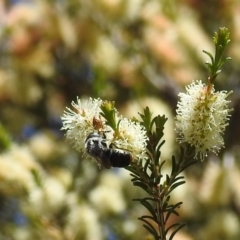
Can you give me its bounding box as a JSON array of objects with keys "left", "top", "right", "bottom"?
[{"left": 0, "top": 0, "right": 240, "bottom": 239}]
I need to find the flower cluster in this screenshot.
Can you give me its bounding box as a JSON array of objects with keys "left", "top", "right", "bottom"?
[
  {"left": 61, "top": 97, "right": 148, "bottom": 167},
  {"left": 175, "top": 80, "right": 232, "bottom": 160},
  {"left": 61, "top": 98, "right": 105, "bottom": 154}
]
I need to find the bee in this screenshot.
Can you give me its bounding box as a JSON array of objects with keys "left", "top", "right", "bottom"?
[{"left": 85, "top": 132, "right": 132, "bottom": 168}]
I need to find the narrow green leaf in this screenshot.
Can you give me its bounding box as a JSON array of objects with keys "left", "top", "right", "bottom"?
[
  {"left": 133, "top": 197, "right": 156, "bottom": 202},
  {"left": 169, "top": 223, "right": 186, "bottom": 240},
  {"left": 139, "top": 216, "right": 159, "bottom": 239},
  {"left": 165, "top": 202, "right": 183, "bottom": 222},
  {"left": 31, "top": 169, "right": 43, "bottom": 187},
  {"left": 172, "top": 176, "right": 185, "bottom": 182},
  {"left": 139, "top": 199, "right": 158, "bottom": 219},
  {"left": 139, "top": 107, "right": 153, "bottom": 132},
  {"left": 143, "top": 158, "right": 151, "bottom": 173},
  {"left": 128, "top": 166, "right": 142, "bottom": 175},
  {"left": 140, "top": 215, "right": 158, "bottom": 224},
  {"left": 150, "top": 172, "right": 155, "bottom": 181},
  {"left": 133, "top": 182, "right": 150, "bottom": 193},
  {"left": 203, "top": 50, "right": 214, "bottom": 64},
  {"left": 166, "top": 223, "right": 180, "bottom": 234},
  {"left": 154, "top": 175, "right": 162, "bottom": 185},
  {"left": 162, "top": 195, "right": 171, "bottom": 211},
  {"left": 130, "top": 177, "right": 142, "bottom": 183},
  {"left": 171, "top": 156, "right": 176, "bottom": 176},
  {"left": 0, "top": 123, "right": 11, "bottom": 151},
  {"left": 165, "top": 208, "right": 174, "bottom": 223},
  {"left": 168, "top": 181, "right": 186, "bottom": 195},
  {"left": 154, "top": 148, "right": 161, "bottom": 164},
  {"left": 142, "top": 223, "right": 159, "bottom": 240},
  {"left": 156, "top": 139, "right": 165, "bottom": 152},
  {"left": 178, "top": 146, "right": 185, "bottom": 164},
  {"left": 165, "top": 222, "right": 181, "bottom": 235},
  {"left": 100, "top": 101, "right": 118, "bottom": 131},
  {"left": 180, "top": 159, "right": 198, "bottom": 172},
  {"left": 159, "top": 160, "right": 166, "bottom": 169},
  {"left": 165, "top": 174, "right": 171, "bottom": 184}
]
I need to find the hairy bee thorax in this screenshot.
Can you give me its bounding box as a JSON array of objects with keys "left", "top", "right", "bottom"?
[{"left": 85, "top": 132, "right": 132, "bottom": 169}]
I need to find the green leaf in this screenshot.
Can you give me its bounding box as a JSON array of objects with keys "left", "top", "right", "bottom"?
[
  {"left": 168, "top": 181, "right": 186, "bottom": 195},
  {"left": 0, "top": 123, "right": 11, "bottom": 151},
  {"left": 162, "top": 195, "right": 171, "bottom": 211},
  {"left": 168, "top": 223, "right": 186, "bottom": 240},
  {"left": 203, "top": 27, "right": 231, "bottom": 83},
  {"left": 141, "top": 223, "right": 159, "bottom": 240},
  {"left": 180, "top": 159, "right": 198, "bottom": 172},
  {"left": 154, "top": 175, "right": 162, "bottom": 185},
  {"left": 164, "top": 202, "right": 183, "bottom": 221},
  {"left": 141, "top": 215, "right": 158, "bottom": 224},
  {"left": 155, "top": 140, "right": 165, "bottom": 158},
  {"left": 152, "top": 115, "right": 167, "bottom": 140},
  {"left": 171, "top": 156, "right": 176, "bottom": 176},
  {"left": 173, "top": 176, "right": 185, "bottom": 182},
  {"left": 139, "top": 198, "right": 158, "bottom": 219},
  {"left": 154, "top": 150, "right": 161, "bottom": 166},
  {"left": 213, "top": 27, "right": 230, "bottom": 47},
  {"left": 159, "top": 159, "right": 166, "bottom": 170},
  {"left": 203, "top": 50, "right": 214, "bottom": 64},
  {"left": 130, "top": 176, "right": 141, "bottom": 182},
  {"left": 143, "top": 158, "right": 151, "bottom": 173},
  {"left": 165, "top": 174, "right": 171, "bottom": 184},
  {"left": 139, "top": 107, "right": 153, "bottom": 132},
  {"left": 134, "top": 197, "right": 156, "bottom": 202},
  {"left": 100, "top": 101, "right": 118, "bottom": 131},
  {"left": 165, "top": 222, "right": 186, "bottom": 239},
  {"left": 129, "top": 173, "right": 141, "bottom": 180},
  {"left": 31, "top": 169, "right": 43, "bottom": 187},
  {"left": 132, "top": 182, "right": 150, "bottom": 193}
]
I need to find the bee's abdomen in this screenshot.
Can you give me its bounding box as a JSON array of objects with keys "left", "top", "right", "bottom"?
[{"left": 104, "top": 149, "right": 132, "bottom": 168}]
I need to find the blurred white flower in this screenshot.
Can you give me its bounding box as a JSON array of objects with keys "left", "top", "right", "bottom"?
[
  {"left": 25, "top": 177, "right": 66, "bottom": 215},
  {"left": 89, "top": 172, "right": 126, "bottom": 214},
  {"left": 125, "top": 0, "right": 144, "bottom": 20},
  {"left": 0, "top": 145, "right": 39, "bottom": 195},
  {"left": 65, "top": 202, "right": 103, "bottom": 240},
  {"left": 199, "top": 161, "right": 230, "bottom": 205},
  {"left": 89, "top": 185, "right": 126, "bottom": 214},
  {"left": 28, "top": 132, "right": 59, "bottom": 161},
  {"left": 93, "top": 35, "right": 121, "bottom": 73},
  {"left": 0, "top": 157, "right": 35, "bottom": 195},
  {"left": 175, "top": 80, "right": 232, "bottom": 160},
  {"left": 4, "top": 144, "right": 40, "bottom": 171},
  {"left": 122, "top": 219, "right": 138, "bottom": 235}
]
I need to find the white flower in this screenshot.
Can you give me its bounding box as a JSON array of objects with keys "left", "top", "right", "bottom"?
[
  {"left": 89, "top": 185, "right": 126, "bottom": 214},
  {"left": 65, "top": 202, "right": 103, "bottom": 240},
  {"left": 89, "top": 172, "right": 126, "bottom": 214},
  {"left": 175, "top": 80, "right": 232, "bottom": 160},
  {"left": 61, "top": 97, "right": 107, "bottom": 155},
  {"left": 112, "top": 117, "right": 148, "bottom": 160},
  {"left": 61, "top": 97, "right": 148, "bottom": 166},
  {"left": 0, "top": 145, "right": 39, "bottom": 195},
  {"left": 26, "top": 177, "right": 66, "bottom": 215}
]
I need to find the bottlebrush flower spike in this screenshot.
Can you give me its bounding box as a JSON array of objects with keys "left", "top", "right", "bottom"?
[
  {"left": 175, "top": 80, "right": 232, "bottom": 161},
  {"left": 61, "top": 97, "right": 148, "bottom": 167}
]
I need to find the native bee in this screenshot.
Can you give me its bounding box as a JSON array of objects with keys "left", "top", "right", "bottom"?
[{"left": 85, "top": 132, "right": 132, "bottom": 168}]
